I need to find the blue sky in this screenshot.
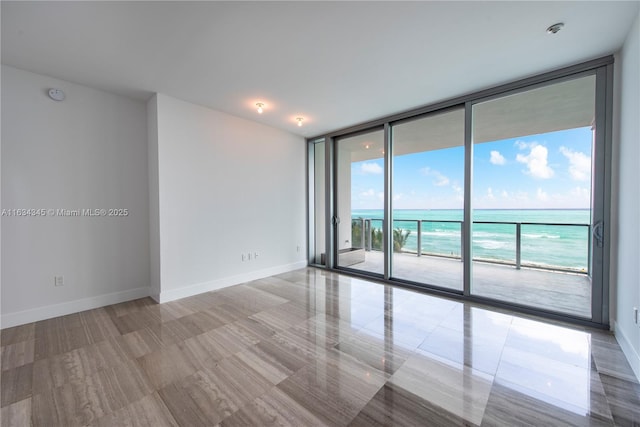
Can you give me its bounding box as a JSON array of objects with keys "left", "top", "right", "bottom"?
[{"left": 351, "top": 127, "right": 593, "bottom": 210}]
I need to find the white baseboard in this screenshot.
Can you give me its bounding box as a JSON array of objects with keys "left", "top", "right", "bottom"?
[
  {"left": 613, "top": 320, "right": 640, "bottom": 382},
  {"left": 1, "top": 261, "right": 308, "bottom": 329},
  {"left": 156, "top": 260, "right": 308, "bottom": 304},
  {"left": 1, "top": 286, "right": 152, "bottom": 329}
]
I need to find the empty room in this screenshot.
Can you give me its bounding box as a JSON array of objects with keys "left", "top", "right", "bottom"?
[{"left": 1, "top": 1, "right": 639, "bottom": 426}]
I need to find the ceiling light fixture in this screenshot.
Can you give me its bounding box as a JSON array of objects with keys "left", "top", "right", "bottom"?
[
  {"left": 256, "top": 103, "right": 265, "bottom": 114},
  {"left": 546, "top": 22, "right": 564, "bottom": 34},
  {"left": 296, "top": 117, "right": 304, "bottom": 127}
]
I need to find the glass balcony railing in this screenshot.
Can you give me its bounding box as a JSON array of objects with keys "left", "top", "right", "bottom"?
[{"left": 351, "top": 218, "right": 591, "bottom": 274}]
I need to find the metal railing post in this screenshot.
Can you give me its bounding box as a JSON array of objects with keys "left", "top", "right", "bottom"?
[
  {"left": 366, "top": 219, "right": 372, "bottom": 251},
  {"left": 360, "top": 218, "right": 365, "bottom": 249},
  {"left": 417, "top": 220, "right": 422, "bottom": 257},
  {"left": 516, "top": 223, "right": 521, "bottom": 270}
]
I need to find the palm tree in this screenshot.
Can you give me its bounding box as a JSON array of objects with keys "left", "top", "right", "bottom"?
[
  {"left": 372, "top": 228, "right": 383, "bottom": 250},
  {"left": 393, "top": 228, "right": 411, "bottom": 252}
]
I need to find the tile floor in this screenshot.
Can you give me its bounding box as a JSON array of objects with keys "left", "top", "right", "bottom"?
[{"left": 1, "top": 267, "right": 639, "bottom": 426}]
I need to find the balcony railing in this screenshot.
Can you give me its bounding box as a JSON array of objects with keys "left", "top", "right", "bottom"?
[{"left": 351, "top": 218, "right": 591, "bottom": 275}]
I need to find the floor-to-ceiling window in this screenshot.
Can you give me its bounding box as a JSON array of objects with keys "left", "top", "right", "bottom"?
[
  {"left": 335, "top": 128, "right": 385, "bottom": 276},
  {"left": 308, "top": 138, "right": 326, "bottom": 266},
  {"left": 390, "top": 108, "right": 465, "bottom": 290},
  {"left": 470, "top": 74, "right": 597, "bottom": 318},
  {"left": 308, "top": 57, "right": 612, "bottom": 326}
]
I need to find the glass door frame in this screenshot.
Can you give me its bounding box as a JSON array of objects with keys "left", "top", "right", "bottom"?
[
  {"left": 307, "top": 56, "right": 613, "bottom": 328},
  {"left": 307, "top": 137, "right": 327, "bottom": 267},
  {"left": 465, "top": 68, "right": 611, "bottom": 324},
  {"left": 388, "top": 106, "right": 467, "bottom": 292},
  {"left": 331, "top": 125, "right": 387, "bottom": 278}
]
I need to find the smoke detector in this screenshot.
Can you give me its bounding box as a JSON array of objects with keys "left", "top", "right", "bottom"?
[
  {"left": 48, "top": 88, "right": 65, "bottom": 101},
  {"left": 546, "top": 23, "right": 564, "bottom": 34}
]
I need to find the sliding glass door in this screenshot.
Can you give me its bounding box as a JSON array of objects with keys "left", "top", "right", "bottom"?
[
  {"left": 314, "top": 58, "right": 612, "bottom": 325},
  {"left": 390, "top": 108, "right": 465, "bottom": 290},
  {"left": 335, "top": 128, "right": 385, "bottom": 276},
  {"left": 470, "top": 74, "right": 599, "bottom": 319}
]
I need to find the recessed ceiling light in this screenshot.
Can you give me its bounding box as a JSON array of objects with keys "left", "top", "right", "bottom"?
[
  {"left": 296, "top": 117, "right": 304, "bottom": 127},
  {"left": 256, "top": 102, "right": 265, "bottom": 114},
  {"left": 546, "top": 23, "right": 564, "bottom": 34}
]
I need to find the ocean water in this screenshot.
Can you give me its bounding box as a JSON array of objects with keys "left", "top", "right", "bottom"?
[{"left": 350, "top": 209, "right": 591, "bottom": 272}]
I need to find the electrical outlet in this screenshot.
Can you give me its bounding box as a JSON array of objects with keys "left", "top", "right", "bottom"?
[
  {"left": 254, "top": 252, "right": 259, "bottom": 259},
  {"left": 242, "top": 254, "right": 246, "bottom": 262},
  {"left": 54, "top": 276, "right": 64, "bottom": 287}
]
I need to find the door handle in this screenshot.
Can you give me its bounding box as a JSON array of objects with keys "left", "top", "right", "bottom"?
[{"left": 593, "top": 220, "right": 604, "bottom": 248}]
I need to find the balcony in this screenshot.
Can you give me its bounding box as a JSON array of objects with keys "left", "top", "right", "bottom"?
[{"left": 346, "top": 218, "right": 592, "bottom": 319}]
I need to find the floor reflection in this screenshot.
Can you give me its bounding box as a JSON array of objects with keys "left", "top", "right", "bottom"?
[
  {"left": 322, "top": 268, "right": 627, "bottom": 424},
  {"left": 4, "top": 267, "right": 637, "bottom": 426}
]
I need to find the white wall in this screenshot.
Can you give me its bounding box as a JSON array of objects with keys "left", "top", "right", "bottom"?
[
  {"left": 1, "top": 66, "right": 150, "bottom": 327},
  {"left": 612, "top": 11, "right": 640, "bottom": 380},
  {"left": 150, "top": 94, "right": 306, "bottom": 302}
]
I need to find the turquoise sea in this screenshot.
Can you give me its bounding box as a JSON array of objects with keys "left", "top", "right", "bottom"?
[{"left": 351, "top": 209, "right": 591, "bottom": 272}]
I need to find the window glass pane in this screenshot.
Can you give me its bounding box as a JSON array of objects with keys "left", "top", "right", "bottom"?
[
  {"left": 471, "top": 75, "right": 595, "bottom": 318},
  {"left": 391, "top": 108, "right": 465, "bottom": 290},
  {"left": 310, "top": 140, "right": 326, "bottom": 265},
  {"left": 336, "top": 129, "right": 385, "bottom": 275}
]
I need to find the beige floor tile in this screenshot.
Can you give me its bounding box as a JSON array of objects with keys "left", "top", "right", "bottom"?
[
  {"left": 0, "top": 397, "right": 31, "bottom": 427},
  {"left": 390, "top": 352, "right": 494, "bottom": 426},
  {"left": 31, "top": 360, "right": 152, "bottom": 426},
  {"left": 1, "top": 340, "right": 34, "bottom": 372},
  {"left": 1, "top": 363, "right": 33, "bottom": 407},
  {"left": 90, "top": 393, "right": 178, "bottom": 427},
  {"left": 1, "top": 268, "right": 637, "bottom": 426}
]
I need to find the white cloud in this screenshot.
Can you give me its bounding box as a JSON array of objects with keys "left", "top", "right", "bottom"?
[
  {"left": 570, "top": 186, "right": 591, "bottom": 202},
  {"left": 516, "top": 145, "right": 554, "bottom": 179},
  {"left": 514, "top": 140, "right": 533, "bottom": 150},
  {"left": 487, "top": 187, "right": 495, "bottom": 200},
  {"left": 515, "top": 191, "right": 530, "bottom": 202},
  {"left": 536, "top": 187, "right": 549, "bottom": 201},
  {"left": 361, "top": 162, "right": 383, "bottom": 174},
  {"left": 490, "top": 150, "right": 506, "bottom": 165},
  {"left": 451, "top": 183, "right": 464, "bottom": 201},
  {"left": 434, "top": 175, "right": 450, "bottom": 187},
  {"left": 360, "top": 188, "right": 375, "bottom": 197},
  {"left": 475, "top": 185, "right": 592, "bottom": 209},
  {"left": 377, "top": 192, "right": 384, "bottom": 202},
  {"left": 420, "top": 167, "right": 450, "bottom": 186},
  {"left": 560, "top": 146, "right": 591, "bottom": 182}
]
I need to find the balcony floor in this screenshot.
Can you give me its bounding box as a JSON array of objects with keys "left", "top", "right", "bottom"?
[{"left": 340, "top": 250, "right": 591, "bottom": 318}]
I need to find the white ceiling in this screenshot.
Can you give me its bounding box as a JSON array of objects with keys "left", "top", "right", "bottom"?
[{"left": 2, "top": 1, "right": 638, "bottom": 138}]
